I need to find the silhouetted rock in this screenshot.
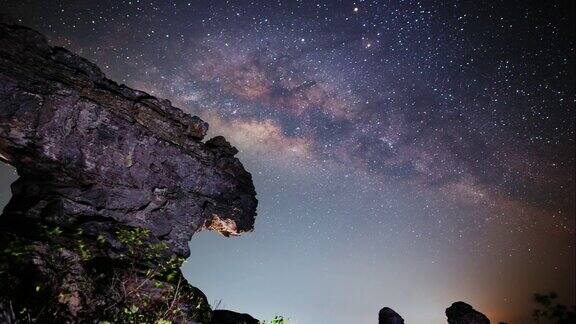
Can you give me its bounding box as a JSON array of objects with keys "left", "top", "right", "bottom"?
[
  {"left": 0, "top": 23, "right": 257, "bottom": 323},
  {"left": 211, "top": 310, "right": 259, "bottom": 324},
  {"left": 379, "top": 307, "right": 404, "bottom": 324},
  {"left": 446, "top": 302, "right": 490, "bottom": 324}
]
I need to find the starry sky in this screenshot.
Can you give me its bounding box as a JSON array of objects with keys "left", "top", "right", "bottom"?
[{"left": 1, "top": 0, "right": 575, "bottom": 323}]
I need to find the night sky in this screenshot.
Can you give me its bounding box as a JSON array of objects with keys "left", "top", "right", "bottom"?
[{"left": 1, "top": 0, "right": 575, "bottom": 323}]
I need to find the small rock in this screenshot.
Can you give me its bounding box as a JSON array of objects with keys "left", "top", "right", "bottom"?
[
  {"left": 379, "top": 307, "right": 404, "bottom": 324},
  {"left": 446, "top": 301, "right": 490, "bottom": 324},
  {"left": 206, "top": 136, "right": 239, "bottom": 155},
  {"left": 212, "top": 310, "right": 259, "bottom": 324}
]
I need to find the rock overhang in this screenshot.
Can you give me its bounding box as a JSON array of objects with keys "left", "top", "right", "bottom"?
[{"left": 0, "top": 22, "right": 258, "bottom": 258}]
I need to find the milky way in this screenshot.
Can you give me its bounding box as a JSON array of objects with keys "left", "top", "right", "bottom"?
[{"left": 1, "top": 1, "right": 575, "bottom": 323}]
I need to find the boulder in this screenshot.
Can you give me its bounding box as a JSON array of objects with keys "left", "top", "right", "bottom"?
[
  {"left": 211, "top": 310, "right": 259, "bottom": 324},
  {"left": 446, "top": 302, "right": 490, "bottom": 324},
  {"left": 379, "top": 307, "right": 404, "bottom": 324}
]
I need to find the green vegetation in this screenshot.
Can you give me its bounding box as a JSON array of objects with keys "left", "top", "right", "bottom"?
[
  {"left": 76, "top": 239, "right": 92, "bottom": 261},
  {"left": 45, "top": 226, "right": 63, "bottom": 236},
  {"left": 114, "top": 227, "right": 184, "bottom": 283},
  {"left": 99, "top": 226, "right": 211, "bottom": 323},
  {"left": 116, "top": 227, "right": 168, "bottom": 263}
]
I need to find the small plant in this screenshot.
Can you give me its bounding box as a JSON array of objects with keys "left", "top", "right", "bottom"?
[
  {"left": 156, "top": 320, "right": 172, "bottom": 324},
  {"left": 115, "top": 227, "right": 169, "bottom": 264},
  {"left": 121, "top": 304, "right": 142, "bottom": 322},
  {"left": 97, "top": 234, "right": 106, "bottom": 245},
  {"left": 44, "top": 226, "right": 63, "bottom": 236},
  {"left": 76, "top": 239, "right": 92, "bottom": 261},
  {"left": 116, "top": 228, "right": 151, "bottom": 255}
]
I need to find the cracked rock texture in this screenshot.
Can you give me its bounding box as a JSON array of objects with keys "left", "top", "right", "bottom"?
[{"left": 0, "top": 23, "right": 257, "bottom": 323}]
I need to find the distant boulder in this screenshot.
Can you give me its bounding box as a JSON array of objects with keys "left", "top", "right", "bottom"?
[
  {"left": 379, "top": 307, "right": 404, "bottom": 324},
  {"left": 212, "top": 310, "right": 259, "bottom": 324},
  {"left": 446, "top": 302, "right": 490, "bottom": 324}
]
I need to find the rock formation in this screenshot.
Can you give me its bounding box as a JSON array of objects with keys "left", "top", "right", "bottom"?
[
  {"left": 0, "top": 23, "right": 257, "bottom": 323},
  {"left": 378, "top": 307, "right": 404, "bottom": 324},
  {"left": 446, "top": 302, "right": 490, "bottom": 324},
  {"left": 211, "top": 310, "right": 259, "bottom": 324}
]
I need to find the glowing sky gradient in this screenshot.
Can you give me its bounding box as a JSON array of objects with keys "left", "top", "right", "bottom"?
[{"left": 1, "top": 1, "right": 575, "bottom": 323}]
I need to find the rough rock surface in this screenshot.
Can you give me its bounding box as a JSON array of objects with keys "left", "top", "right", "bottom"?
[
  {"left": 0, "top": 23, "right": 257, "bottom": 323},
  {"left": 446, "top": 302, "right": 490, "bottom": 324},
  {"left": 378, "top": 307, "right": 404, "bottom": 324}
]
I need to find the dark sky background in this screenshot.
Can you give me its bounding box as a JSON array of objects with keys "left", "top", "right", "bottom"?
[{"left": 1, "top": 0, "right": 575, "bottom": 323}]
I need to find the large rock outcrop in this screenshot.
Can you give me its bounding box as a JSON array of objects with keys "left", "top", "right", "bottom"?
[
  {"left": 0, "top": 23, "right": 257, "bottom": 323},
  {"left": 446, "top": 302, "right": 490, "bottom": 324}
]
